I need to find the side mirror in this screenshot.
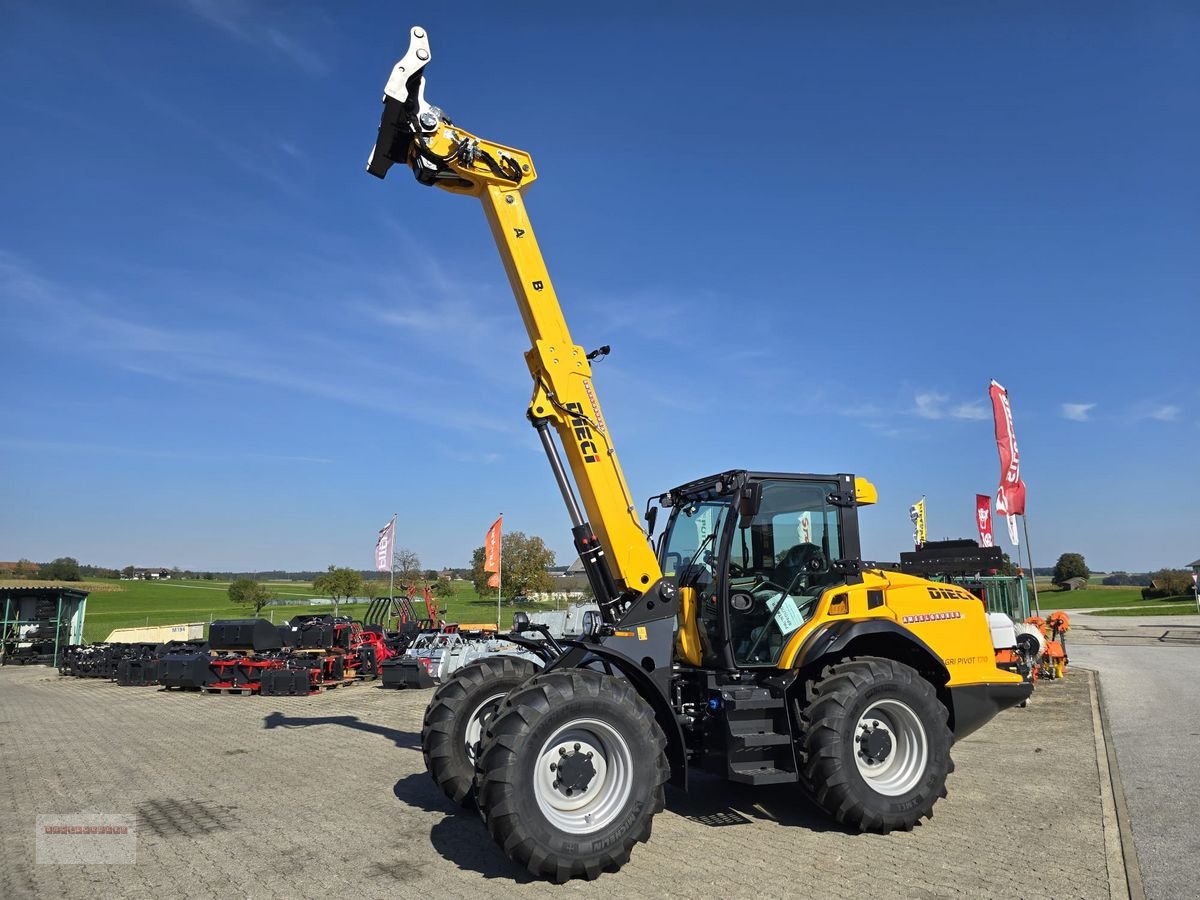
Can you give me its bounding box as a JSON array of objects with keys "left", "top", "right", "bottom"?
[
  {"left": 644, "top": 506, "right": 658, "bottom": 537},
  {"left": 512, "top": 611, "right": 530, "bottom": 633},
  {"left": 737, "top": 482, "right": 762, "bottom": 527},
  {"left": 664, "top": 552, "right": 684, "bottom": 576}
]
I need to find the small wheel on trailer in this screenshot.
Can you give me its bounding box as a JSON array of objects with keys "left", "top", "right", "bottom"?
[
  {"left": 422, "top": 655, "right": 539, "bottom": 806},
  {"left": 474, "top": 669, "right": 669, "bottom": 882},
  {"left": 799, "top": 655, "right": 953, "bottom": 833}
]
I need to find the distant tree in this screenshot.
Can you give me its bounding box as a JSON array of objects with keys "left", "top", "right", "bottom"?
[
  {"left": 469, "top": 532, "right": 555, "bottom": 601},
  {"left": 392, "top": 548, "right": 423, "bottom": 586},
  {"left": 202, "top": 572, "right": 215, "bottom": 581},
  {"left": 42, "top": 557, "right": 82, "bottom": 581},
  {"left": 121, "top": 565, "right": 136, "bottom": 579},
  {"left": 996, "top": 551, "right": 1019, "bottom": 577},
  {"left": 312, "top": 565, "right": 363, "bottom": 616},
  {"left": 469, "top": 546, "right": 489, "bottom": 597},
  {"left": 362, "top": 580, "right": 381, "bottom": 601},
  {"left": 1052, "top": 553, "right": 1089, "bottom": 585},
  {"left": 1143, "top": 568, "right": 1193, "bottom": 598},
  {"left": 432, "top": 579, "right": 456, "bottom": 598},
  {"left": 228, "top": 578, "right": 272, "bottom": 615},
  {"left": 425, "top": 569, "right": 440, "bottom": 581},
  {"left": 506, "top": 533, "right": 555, "bottom": 598}
]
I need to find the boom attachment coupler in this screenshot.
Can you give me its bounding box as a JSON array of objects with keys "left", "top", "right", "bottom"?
[{"left": 367, "top": 25, "right": 530, "bottom": 193}]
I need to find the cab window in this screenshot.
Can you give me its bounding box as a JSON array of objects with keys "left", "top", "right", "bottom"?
[
  {"left": 727, "top": 480, "right": 843, "bottom": 666},
  {"left": 661, "top": 499, "right": 731, "bottom": 665}
]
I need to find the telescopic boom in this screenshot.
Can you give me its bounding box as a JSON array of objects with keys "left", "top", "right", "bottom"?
[{"left": 367, "top": 26, "right": 663, "bottom": 623}]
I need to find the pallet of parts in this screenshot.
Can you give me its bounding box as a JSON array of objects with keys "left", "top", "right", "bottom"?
[
  {"left": 202, "top": 685, "right": 259, "bottom": 695},
  {"left": 260, "top": 668, "right": 317, "bottom": 696}
]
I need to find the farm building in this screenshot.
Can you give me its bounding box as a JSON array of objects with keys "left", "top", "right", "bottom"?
[{"left": 0, "top": 584, "right": 88, "bottom": 667}]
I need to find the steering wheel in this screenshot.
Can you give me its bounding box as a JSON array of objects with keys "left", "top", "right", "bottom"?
[{"left": 773, "top": 543, "right": 826, "bottom": 585}]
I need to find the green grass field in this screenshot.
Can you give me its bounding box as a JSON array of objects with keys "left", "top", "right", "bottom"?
[
  {"left": 66, "top": 577, "right": 1200, "bottom": 642},
  {"left": 79, "top": 579, "right": 314, "bottom": 641},
  {"left": 1029, "top": 586, "right": 1145, "bottom": 610},
  {"left": 1029, "top": 586, "right": 1198, "bottom": 615},
  {"left": 1091, "top": 596, "right": 1199, "bottom": 616},
  {"left": 77, "top": 578, "right": 574, "bottom": 642}
]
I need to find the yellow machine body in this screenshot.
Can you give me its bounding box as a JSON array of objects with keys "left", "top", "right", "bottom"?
[{"left": 777, "top": 571, "right": 1025, "bottom": 688}]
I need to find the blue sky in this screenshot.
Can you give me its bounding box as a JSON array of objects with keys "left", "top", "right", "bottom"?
[{"left": 1, "top": 1, "right": 1196, "bottom": 574}]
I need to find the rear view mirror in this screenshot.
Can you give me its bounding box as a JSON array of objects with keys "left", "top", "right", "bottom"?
[
  {"left": 644, "top": 506, "right": 658, "bottom": 537},
  {"left": 737, "top": 482, "right": 762, "bottom": 527}
]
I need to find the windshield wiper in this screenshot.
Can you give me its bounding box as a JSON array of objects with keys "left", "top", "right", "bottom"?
[{"left": 678, "top": 531, "right": 716, "bottom": 588}]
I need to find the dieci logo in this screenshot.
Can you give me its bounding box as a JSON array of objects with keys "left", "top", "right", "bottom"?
[
  {"left": 925, "top": 587, "right": 973, "bottom": 601},
  {"left": 564, "top": 402, "right": 599, "bottom": 463}
]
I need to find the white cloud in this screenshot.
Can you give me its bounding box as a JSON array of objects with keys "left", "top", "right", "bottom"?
[
  {"left": 105, "top": 74, "right": 299, "bottom": 195},
  {"left": 1061, "top": 403, "right": 1095, "bottom": 422},
  {"left": 1148, "top": 405, "right": 1179, "bottom": 421},
  {"left": 949, "top": 401, "right": 988, "bottom": 420},
  {"left": 914, "top": 392, "right": 948, "bottom": 419},
  {"left": 181, "top": 0, "right": 328, "bottom": 75},
  {"left": 0, "top": 255, "right": 518, "bottom": 436},
  {"left": 0, "top": 437, "right": 332, "bottom": 465},
  {"left": 913, "top": 392, "right": 988, "bottom": 421}
]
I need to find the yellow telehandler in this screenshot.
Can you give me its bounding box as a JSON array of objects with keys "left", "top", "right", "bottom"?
[{"left": 367, "top": 26, "right": 1031, "bottom": 883}]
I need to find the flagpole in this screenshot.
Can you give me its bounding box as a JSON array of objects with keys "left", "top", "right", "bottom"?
[
  {"left": 1021, "top": 515, "right": 1041, "bottom": 617},
  {"left": 389, "top": 513, "right": 397, "bottom": 600},
  {"left": 497, "top": 522, "right": 503, "bottom": 631}
]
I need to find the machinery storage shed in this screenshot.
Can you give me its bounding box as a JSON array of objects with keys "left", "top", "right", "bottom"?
[{"left": 0, "top": 584, "right": 88, "bottom": 667}]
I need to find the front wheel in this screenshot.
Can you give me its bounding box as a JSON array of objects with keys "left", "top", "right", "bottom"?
[
  {"left": 422, "top": 656, "right": 539, "bottom": 805},
  {"left": 799, "top": 656, "right": 953, "bottom": 833},
  {"left": 475, "top": 669, "right": 668, "bottom": 882}
]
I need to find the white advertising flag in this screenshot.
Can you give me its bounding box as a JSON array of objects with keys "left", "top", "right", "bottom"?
[{"left": 374, "top": 518, "right": 395, "bottom": 572}]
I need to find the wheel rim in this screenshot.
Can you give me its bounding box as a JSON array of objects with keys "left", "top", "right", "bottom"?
[
  {"left": 853, "top": 698, "right": 929, "bottom": 796},
  {"left": 532, "top": 718, "right": 633, "bottom": 834},
  {"left": 464, "top": 692, "right": 507, "bottom": 765}
]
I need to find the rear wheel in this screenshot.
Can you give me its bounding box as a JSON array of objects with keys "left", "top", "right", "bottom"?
[
  {"left": 422, "top": 656, "right": 539, "bottom": 805},
  {"left": 475, "top": 669, "right": 668, "bottom": 882},
  {"left": 799, "top": 656, "right": 952, "bottom": 833}
]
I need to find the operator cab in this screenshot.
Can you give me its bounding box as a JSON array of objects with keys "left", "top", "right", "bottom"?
[{"left": 657, "top": 471, "right": 868, "bottom": 669}]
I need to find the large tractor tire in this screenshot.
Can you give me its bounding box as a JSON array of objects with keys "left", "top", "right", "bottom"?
[
  {"left": 799, "top": 656, "right": 953, "bottom": 833},
  {"left": 474, "top": 669, "right": 668, "bottom": 882},
  {"left": 422, "top": 656, "right": 539, "bottom": 806}
]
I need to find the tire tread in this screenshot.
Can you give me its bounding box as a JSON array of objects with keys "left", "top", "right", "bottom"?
[
  {"left": 475, "top": 669, "right": 668, "bottom": 883},
  {"left": 797, "top": 655, "right": 952, "bottom": 833}
]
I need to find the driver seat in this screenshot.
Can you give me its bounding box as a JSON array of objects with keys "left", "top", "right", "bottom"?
[{"left": 771, "top": 543, "right": 824, "bottom": 591}]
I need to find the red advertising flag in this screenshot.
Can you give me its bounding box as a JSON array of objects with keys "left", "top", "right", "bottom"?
[
  {"left": 975, "top": 495, "right": 995, "bottom": 548},
  {"left": 484, "top": 515, "right": 503, "bottom": 588},
  {"left": 989, "top": 380, "right": 1027, "bottom": 518}
]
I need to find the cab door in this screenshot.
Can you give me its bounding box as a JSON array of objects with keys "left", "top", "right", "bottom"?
[{"left": 724, "top": 479, "right": 847, "bottom": 667}]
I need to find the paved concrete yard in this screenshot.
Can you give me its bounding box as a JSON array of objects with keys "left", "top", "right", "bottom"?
[
  {"left": 1070, "top": 614, "right": 1200, "bottom": 900},
  {"left": 0, "top": 666, "right": 1127, "bottom": 899}
]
